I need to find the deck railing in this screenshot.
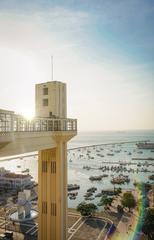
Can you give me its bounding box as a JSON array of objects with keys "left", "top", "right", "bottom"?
[{"left": 0, "top": 111, "right": 77, "bottom": 133}]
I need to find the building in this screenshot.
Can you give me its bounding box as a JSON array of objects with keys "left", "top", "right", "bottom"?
[
  {"left": 0, "top": 167, "right": 32, "bottom": 189},
  {"left": 35, "top": 81, "right": 67, "bottom": 118},
  {"left": 0, "top": 109, "right": 14, "bottom": 132}
]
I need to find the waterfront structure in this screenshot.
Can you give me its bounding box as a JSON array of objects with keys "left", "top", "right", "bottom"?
[
  {"left": 136, "top": 142, "right": 154, "bottom": 149},
  {"left": 0, "top": 167, "right": 32, "bottom": 189},
  {"left": 0, "top": 81, "right": 77, "bottom": 240}
]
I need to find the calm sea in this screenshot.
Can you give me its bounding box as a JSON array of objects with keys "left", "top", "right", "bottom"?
[
  {"left": 68, "top": 130, "right": 154, "bottom": 148},
  {"left": 0, "top": 130, "right": 154, "bottom": 209}
]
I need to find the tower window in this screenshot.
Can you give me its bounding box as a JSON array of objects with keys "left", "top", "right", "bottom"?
[
  {"left": 43, "top": 99, "right": 48, "bottom": 106},
  {"left": 43, "top": 88, "right": 48, "bottom": 95}
]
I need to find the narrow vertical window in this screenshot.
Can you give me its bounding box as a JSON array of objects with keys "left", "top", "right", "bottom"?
[
  {"left": 51, "top": 161, "right": 56, "bottom": 174},
  {"left": 43, "top": 99, "right": 48, "bottom": 106},
  {"left": 42, "top": 201, "right": 47, "bottom": 214},
  {"left": 42, "top": 161, "right": 47, "bottom": 172},
  {"left": 51, "top": 203, "right": 56, "bottom": 216},
  {"left": 43, "top": 88, "right": 48, "bottom": 95}
]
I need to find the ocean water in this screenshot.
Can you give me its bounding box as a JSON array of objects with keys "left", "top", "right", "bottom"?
[
  {"left": 0, "top": 130, "right": 154, "bottom": 209},
  {"left": 68, "top": 130, "right": 154, "bottom": 148},
  {"left": 67, "top": 130, "right": 154, "bottom": 208}
]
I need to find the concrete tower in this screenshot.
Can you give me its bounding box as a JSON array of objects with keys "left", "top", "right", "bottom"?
[
  {"left": 36, "top": 81, "right": 72, "bottom": 240},
  {"left": 35, "top": 81, "right": 67, "bottom": 118}
]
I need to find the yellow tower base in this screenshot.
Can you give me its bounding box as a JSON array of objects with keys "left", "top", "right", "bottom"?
[{"left": 38, "top": 137, "right": 68, "bottom": 240}]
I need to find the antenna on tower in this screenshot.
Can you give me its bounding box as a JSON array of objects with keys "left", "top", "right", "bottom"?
[{"left": 51, "top": 55, "right": 53, "bottom": 81}]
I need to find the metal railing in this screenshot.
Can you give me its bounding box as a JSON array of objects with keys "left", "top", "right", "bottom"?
[{"left": 0, "top": 111, "right": 77, "bottom": 133}]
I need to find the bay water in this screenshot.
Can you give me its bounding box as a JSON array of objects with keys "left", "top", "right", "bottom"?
[{"left": 0, "top": 130, "right": 154, "bottom": 209}]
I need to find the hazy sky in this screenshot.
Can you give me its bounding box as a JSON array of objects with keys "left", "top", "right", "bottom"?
[{"left": 0, "top": 0, "right": 154, "bottom": 131}]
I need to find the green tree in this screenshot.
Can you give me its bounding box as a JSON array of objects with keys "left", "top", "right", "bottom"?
[
  {"left": 121, "top": 192, "right": 136, "bottom": 211},
  {"left": 99, "top": 195, "right": 114, "bottom": 208},
  {"left": 142, "top": 208, "right": 154, "bottom": 240},
  {"left": 77, "top": 202, "right": 97, "bottom": 216}
]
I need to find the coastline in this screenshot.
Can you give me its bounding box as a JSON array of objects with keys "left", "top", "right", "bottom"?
[{"left": 0, "top": 140, "right": 150, "bottom": 162}]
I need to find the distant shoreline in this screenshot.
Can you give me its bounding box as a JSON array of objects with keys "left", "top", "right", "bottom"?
[
  {"left": 68, "top": 140, "right": 148, "bottom": 150},
  {"left": 0, "top": 140, "right": 148, "bottom": 162}
]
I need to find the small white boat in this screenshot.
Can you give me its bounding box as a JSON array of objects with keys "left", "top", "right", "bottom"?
[{"left": 22, "top": 168, "right": 29, "bottom": 173}]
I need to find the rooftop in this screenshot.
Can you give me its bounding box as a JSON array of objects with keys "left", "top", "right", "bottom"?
[{"left": 2, "top": 173, "right": 30, "bottom": 179}]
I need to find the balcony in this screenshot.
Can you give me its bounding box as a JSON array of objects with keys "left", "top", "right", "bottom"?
[
  {"left": 0, "top": 110, "right": 77, "bottom": 134},
  {"left": 0, "top": 110, "right": 77, "bottom": 157}
]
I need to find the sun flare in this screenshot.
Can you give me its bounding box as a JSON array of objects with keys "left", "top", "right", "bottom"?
[{"left": 21, "top": 109, "right": 34, "bottom": 120}]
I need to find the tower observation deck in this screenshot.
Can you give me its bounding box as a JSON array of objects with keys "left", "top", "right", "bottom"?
[{"left": 0, "top": 81, "right": 77, "bottom": 240}]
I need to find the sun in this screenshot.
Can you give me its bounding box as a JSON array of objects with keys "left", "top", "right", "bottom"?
[{"left": 21, "top": 109, "right": 34, "bottom": 120}]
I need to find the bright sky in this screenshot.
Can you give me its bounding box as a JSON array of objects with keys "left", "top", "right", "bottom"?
[{"left": 0, "top": 0, "right": 154, "bottom": 131}]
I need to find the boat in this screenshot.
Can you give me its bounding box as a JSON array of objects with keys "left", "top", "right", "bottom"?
[
  {"left": 84, "top": 192, "right": 93, "bottom": 197},
  {"left": 101, "top": 189, "right": 115, "bottom": 196},
  {"left": 83, "top": 166, "right": 91, "bottom": 170},
  {"left": 115, "top": 150, "right": 120, "bottom": 153},
  {"left": 22, "top": 168, "right": 29, "bottom": 173},
  {"left": 102, "top": 174, "right": 108, "bottom": 178},
  {"left": 85, "top": 197, "right": 95, "bottom": 201},
  {"left": 67, "top": 184, "right": 80, "bottom": 191},
  {"left": 111, "top": 175, "right": 130, "bottom": 184},
  {"left": 69, "top": 195, "right": 76, "bottom": 200},
  {"left": 89, "top": 175, "right": 103, "bottom": 181},
  {"left": 87, "top": 187, "right": 97, "bottom": 192},
  {"left": 136, "top": 142, "right": 154, "bottom": 149},
  {"left": 95, "top": 193, "right": 102, "bottom": 198},
  {"left": 68, "top": 192, "right": 78, "bottom": 200},
  {"left": 107, "top": 153, "right": 114, "bottom": 156}
]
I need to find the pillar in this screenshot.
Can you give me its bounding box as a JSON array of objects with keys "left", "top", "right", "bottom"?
[{"left": 38, "top": 140, "right": 68, "bottom": 240}]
